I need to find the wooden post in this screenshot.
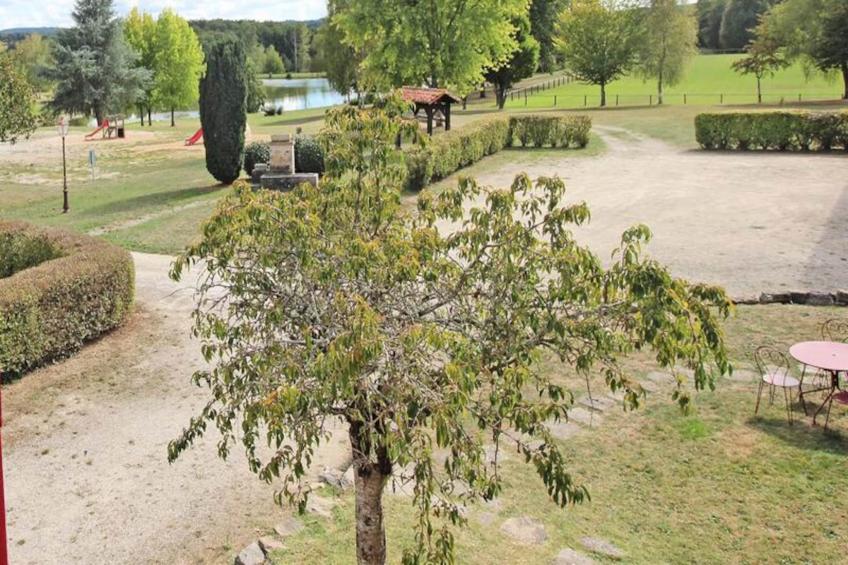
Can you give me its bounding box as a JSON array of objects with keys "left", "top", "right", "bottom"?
[
  {"left": 554, "top": 95, "right": 557, "bottom": 107},
  {"left": 584, "top": 95, "right": 587, "bottom": 107},
  {"left": 425, "top": 106, "right": 434, "bottom": 136},
  {"left": 615, "top": 95, "right": 619, "bottom": 106},
  {"left": 525, "top": 92, "right": 528, "bottom": 106},
  {"left": 720, "top": 93, "right": 723, "bottom": 104},
  {"left": 444, "top": 103, "right": 451, "bottom": 131},
  {"left": 684, "top": 94, "right": 687, "bottom": 104},
  {"left": 798, "top": 93, "right": 802, "bottom": 102},
  {"left": 649, "top": 94, "right": 652, "bottom": 106}
]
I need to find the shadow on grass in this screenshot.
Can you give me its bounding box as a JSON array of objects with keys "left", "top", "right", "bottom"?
[
  {"left": 81, "top": 183, "right": 227, "bottom": 218},
  {"left": 264, "top": 114, "right": 327, "bottom": 127},
  {"left": 748, "top": 415, "right": 847, "bottom": 454}
]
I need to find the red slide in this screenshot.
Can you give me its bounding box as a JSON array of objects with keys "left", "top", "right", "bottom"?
[
  {"left": 185, "top": 128, "right": 203, "bottom": 146},
  {"left": 85, "top": 119, "right": 109, "bottom": 140}
]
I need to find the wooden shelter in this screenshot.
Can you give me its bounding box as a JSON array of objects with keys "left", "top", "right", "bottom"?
[{"left": 401, "top": 87, "right": 461, "bottom": 136}]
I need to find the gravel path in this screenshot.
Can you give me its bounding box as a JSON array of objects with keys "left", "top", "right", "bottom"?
[
  {"left": 4, "top": 253, "right": 350, "bottom": 565},
  {"left": 436, "top": 126, "right": 848, "bottom": 298}
]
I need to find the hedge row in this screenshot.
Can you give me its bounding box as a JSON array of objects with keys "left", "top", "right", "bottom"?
[
  {"left": 404, "top": 114, "right": 593, "bottom": 191},
  {"left": 695, "top": 111, "right": 848, "bottom": 151},
  {"left": 0, "top": 221, "right": 135, "bottom": 376},
  {"left": 242, "top": 135, "right": 326, "bottom": 177}
]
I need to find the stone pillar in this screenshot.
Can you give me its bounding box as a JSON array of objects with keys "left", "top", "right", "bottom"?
[{"left": 270, "top": 134, "right": 294, "bottom": 173}]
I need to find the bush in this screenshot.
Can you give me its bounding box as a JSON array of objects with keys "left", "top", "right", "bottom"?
[
  {"left": 243, "top": 142, "right": 271, "bottom": 176},
  {"left": 695, "top": 111, "right": 848, "bottom": 151},
  {"left": 402, "top": 114, "right": 593, "bottom": 191},
  {"left": 0, "top": 221, "right": 134, "bottom": 377},
  {"left": 295, "top": 135, "right": 325, "bottom": 174}
]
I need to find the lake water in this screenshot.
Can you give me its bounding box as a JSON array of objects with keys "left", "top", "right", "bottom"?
[{"left": 263, "top": 77, "right": 346, "bottom": 111}]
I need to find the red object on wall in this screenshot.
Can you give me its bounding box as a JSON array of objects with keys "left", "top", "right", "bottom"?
[{"left": 0, "top": 382, "right": 7, "bottom": 565}]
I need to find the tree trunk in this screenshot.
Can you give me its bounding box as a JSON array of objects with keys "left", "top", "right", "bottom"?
[
  {"left": 171, "top": 107, "right": 175, "bottom": 127},
  {"left": 657, "top": 72, "right": 664, "bottom": 105},
  {"left": 95, "top": 106, "right": 104, "bottom": 127},
  {"left": 757, "top": 76, "right": 762, "bottom": 104},
  {"left": 600, "top": 82, "right": 606, "bottom": 107},
  {"left": 350, "top": 423, "right": 390, "bottom": 565},
  {"left": 496, "top": 84, "right": 507, "bottom": 110},
  {"left": 147, "top": 108, "right": 152, "bottom": 127},
  {"left": 842, "top": 62, "right": 848, "bottom": 100},
  {"left": 139, "top": 105, "right": 145, "bottom": 126}
]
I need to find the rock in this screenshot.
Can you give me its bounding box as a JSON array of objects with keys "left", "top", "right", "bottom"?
[
  {"left": 548, "top": 420, "right": 582, "bottom": 440},
  {"left": 790, "top": 291, "right": 810, "bottom": 304},
  {"left": 645, "top": 371, "right": 674, "bottom": 384},
  {"left": 258, "top": 536, "right": 284, "bottom": 553},
  {"left": 484, "top": 443, "right": 510, "bottom": 465},
  {"left": 580, "top": 537, "right": 625, "bottom": 559},
  {"left": 306, "top": 495, "right": 336, "bottom": 519},
  {"left": 567, "top": 407, "right": 602, "bottom": 427},
  {"left": 234, "top": 541, "right": 266, "bottom": 565},
  {"left": 552, "top": 548, "right": 596, "bottom": 565},
  {"left": 578, "top": 396, "right": 616, "bottom": 412},
  {"left": 759, "top": 292, "right": 791, "bottom": 304},
  {"left": 273, "top": 516, "right": 304, "bottom": 538},
  {"left": 835, "top": 291, "right": 848, "bottom": 306},
  {"left": 319, "top": 467, "right": 352, "bottom": 490},
  {"left": 343, "top": 464, "right": 355, "bottom": 486},
  {"left": 806, "top": 292, "right": 835, "bottom": 306},
  {"left": 733, "top": 295, "right": 760, "bottom": 305},
  {"left": 500, "top": 516, "right": 547, "bottom": 545},
  {"left": 476, "top": 511, "right": 498, "bottom": 526}
]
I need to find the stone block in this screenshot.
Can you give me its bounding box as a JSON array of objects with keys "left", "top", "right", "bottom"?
[
  {"left": 270, "top": 134, "right": 294, "bottom": 173},
  {"left": 260, "top": 173, "right": 319, "bottom": 192}
]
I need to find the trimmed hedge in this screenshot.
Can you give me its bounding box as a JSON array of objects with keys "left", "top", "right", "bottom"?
[
  {"left": 0, "top": 222, "right": 135, "bottom": 376},
  {"left": 695, "top": 111, "right": 848, "bottom": 151},
  {"left": 295, "top": 134, "right": 325, "bottom": 174},
  {"left": 404, "top": 114, "right": 593, "bottom": 191},
  {"left": 243, "top": 142, "right": 271, "bottom": 177}
]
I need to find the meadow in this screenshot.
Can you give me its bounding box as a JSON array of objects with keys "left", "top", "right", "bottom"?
[{"left": 505, "top": 54, "right": 845, "bottom": 109}]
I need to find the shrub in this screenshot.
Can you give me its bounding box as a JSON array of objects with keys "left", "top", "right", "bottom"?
[
  {"left": 199, "top": 38, "right": 248, "bottom": 184},
  {"left": 695, "top": 111, "right": 848, "bottom": 151},
  {"left": 243, "top": 142, "right": 271, "bottom": 176},
  {"left": 508, "top": 115, "right": 592, "bottom": 149},
  {"left": 295, "top": 135, "right": 325, "bottom": 174},
  {"left": 0, "top": 221, "right": 134, "bottom": 377}
]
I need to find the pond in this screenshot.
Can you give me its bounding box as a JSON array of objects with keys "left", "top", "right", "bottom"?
[{"left": 262, "top": 77, "right": 346, "bottom": 112}]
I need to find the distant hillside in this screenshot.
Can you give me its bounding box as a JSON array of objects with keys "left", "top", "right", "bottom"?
[{"left": 0, "top": 27, "right": 60, "bottom": 37}]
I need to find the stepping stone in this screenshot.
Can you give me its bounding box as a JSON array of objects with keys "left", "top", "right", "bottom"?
[
  {"left": 258, "top": 536, "right": 285, "bottom": 553},
  {"left": 580, "top": 537, "right": 625, "bottom": 560},
  {"left": 548, "top": 420, "right": 582, "bottom": 440},
  {"left": 645, "top": 371, "right": 674, "bottom": 385},
  {"left": 306, "top": 495, "right": 336, "bottom": 519},
  {"left": 234, "top": 541, "right": 265, "bottom": 565},
  {"left": 605, "top": 389, "right": 626, "bottom": 402},
  {"left": 567, "top": 407, "right": 603, "bottom": 427},
  {"left": 274, "top": 516, "right": 304, "bottom": 538},
  {"left": 318, "top": 467, "right": 352, "bottom": 490},
  {"left": 638, "top": 379, "right": 659, "bottom": 393},
  {"left": 552, "top": 548, "right": 596, "bottom": 565},
  {"left": 501, "top": 516, "right": 547, "bottom": 545},
  {"left": 578, "top": 396, "right": 616, "bottom": 412}
]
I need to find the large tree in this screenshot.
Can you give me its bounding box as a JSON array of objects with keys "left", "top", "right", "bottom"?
[
  {"left": 556, "top": 0, "right": 642, "bottom": 107},
  {"left": 334, "top": 0, "right": 526, "bottom": 93},
  {"left": 168, "top": 97, "right": 731, "bottom": 565},
  {"left": 719, "top": 0, "right": 770, "bottom": 50},
  {"left": 9, "top": 34, "right": 53, "bottom": 93},
  {"left": 639, "top": 0, "right": 698, "bottom": 105},
  {"left": 696, "top": 0, "right": 727, "bottom": 49},
  {"left": 124, "top": 7, "right": 157, "bottom": 125},
  {"left": 48, "top": 0, "right": 149, "bottom": 125},
  {"left": 262, "top": 45, "right": 285, "bottom": 77},
  {"left": 199, "top": 38, "right": 247, "bottom": 184},
  {"left": 485, "top": 15, "right": 541, "bottom": 109},
  {"left": 0, "top": 53, "right": 38, "bottom": 143},
  {"left": 315, "top": 1, "right": 361, "bottom": 99},
  {"left": 731, "top": 33, "right": 788, "bottom": 103},
  {"left": 152, "top": 9, "right": 205, "bottom": 127},
  {"left": 530, "top": 0, "right": 567, "bottom": 72}
]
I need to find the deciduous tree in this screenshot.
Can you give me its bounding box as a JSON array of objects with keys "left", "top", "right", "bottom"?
[
  {"left": 530, "top": 0, "right": 567, "bottom": 72},
  {"left": 316, "top": 0, "right": 361, "bottom": 100},
  {"left": 199, "top": 38, "right": 247, "bottom": 184},
  {"left": 639, "top": 0, "right": 698, "bottom": 105},
  {"left": 169, "top": 97, "right": 731, "bottom": 565},
  {"left": 485, "top": 15, "right": 541, "bottom": 109},
  {"left": 124, "top": 8, "right": 157, "bottom": 125},
  {"left": 557, "top": 0, "right": 641, "bottom": 107},
  {"left": 731, "top": 34, "right": 788, "bottom": 103},
  {"left": 9, "top": 34, "right": 53, "bottom": 93},
  {"left": 718, "top": 0, "right": 770, "bottom": 50},
  {"left": 262, "top": 45, "right": 285, "bottom": 77},
  {"left": 334, "top": 0, "right": 526, "bottom": 92},
  {"left": 0, "top": 53, "right": 38, "bottom": 143}
]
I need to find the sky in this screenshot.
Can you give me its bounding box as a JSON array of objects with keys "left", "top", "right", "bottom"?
[{"left": 0, "top": 0, "right": 328, "bottom": 30}]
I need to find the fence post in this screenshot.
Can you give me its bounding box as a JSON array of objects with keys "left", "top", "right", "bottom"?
[
  {"left": 616, "top": 94, "right": 619, "bottom": 106},
  {"left": 583, "top": 94, "right": 587, "bottom": 107},
  {"left": 684, "top": 93, "right": 687, "bottom": 105},
  {"left": 720, "top": 93, "right": 723, "bottom": 104},
  {"left": 554, "top": 95, "right": 557, "bottom": 107},
  {"left": 525, "top": 92, "right": 528, "bottom": 106},
  {"left": 649, "top": 94, "right": 652, "bottom": 106},
  {"left": 798, "top": 93, "right": 802, "bottom": 102}
]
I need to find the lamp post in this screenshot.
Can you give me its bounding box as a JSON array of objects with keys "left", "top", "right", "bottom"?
[
  {"left": 57, "top": 117, "right": 69, "bottom": 213},
  {"left": 0, "top": 379, "right": 7, "bottom": 565}
]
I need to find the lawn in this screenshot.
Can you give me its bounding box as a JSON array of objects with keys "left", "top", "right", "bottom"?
[
  {"left": 266, "top": 305, "right": 848, "bottom": 564},
  {"left": 505, "top": 54, "right": 845, "bottom": 110}
]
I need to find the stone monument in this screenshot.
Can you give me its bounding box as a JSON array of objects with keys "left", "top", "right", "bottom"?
[{"left": 255, "top": 134, "right": 319, "bottom": 191}]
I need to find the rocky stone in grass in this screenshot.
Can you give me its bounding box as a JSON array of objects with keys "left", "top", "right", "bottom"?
[
  {"left": 476, "top": 511, "right": 498, "bottom": 526},
  {"left": 319, "top": 466, "right": 352, "bottom": 490},
  {"left": 552, "top": 548, "right": 596, "bottom": 565},
  {"left": 234, "top": 541, "right": 266, "bottom": 565},
  {"left": 580, "top": 537, "right": 625, "bottom": 560},
  {"left": 500, "top": 516, "right": 547, "bottom": 545},
  {"left": 836, "top": 291, "right": 848, "bottom": 306},
  {"left": 759, "top": 292, "right": 791, "bottom": 304},
  {"left": 306, "top": 495, "right": 336, "bottom": 519},
  {"left": 578, "top": 396, "right": 616, "bottom": 412},
  {"left": 273, "top": 516, "right": 304, "bottom": 538},
  {"left": 645, "top": 371, "right": 674, "bottom": 385},
  {"left": 484, "top": 443, "right": 511, "bottom": 465},
  {"left": 806, "top": 292, "right": 835, "bottom": 306},
  {"left": 548, "top": 420, "right": 582, "bottom": 440},
  {"left": 567, "top": 407, "right": 602, "bottom": 427},
  {"left": 790, "top": 291, "right": 810, "bottom": 304},
  {"left": 258, "top": 536, "right": 284, "bottom": 553}
]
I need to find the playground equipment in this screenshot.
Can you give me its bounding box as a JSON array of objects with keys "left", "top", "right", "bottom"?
[
  {"left": 185, "top": 128, "right": 203, "bottom": 146},
  {"left": 85, "top": 115, "right": 125, "bottom": 140}
]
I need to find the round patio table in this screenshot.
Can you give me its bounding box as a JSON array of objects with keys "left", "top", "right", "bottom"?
[{"left": 789, "top": 341, "right": 848, "bottom": 427}]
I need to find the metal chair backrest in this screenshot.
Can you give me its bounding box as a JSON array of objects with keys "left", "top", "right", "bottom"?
[
  {"left": 821, "top": 319, "right": 848, "bottom": 343},
  {"left": 753, "top": 345, "right": 791, "bottom": 380}
]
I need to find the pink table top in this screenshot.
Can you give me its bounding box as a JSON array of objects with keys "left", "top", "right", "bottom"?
[{"left": 789, "top": 341, "right": 848, "bottom": 372}]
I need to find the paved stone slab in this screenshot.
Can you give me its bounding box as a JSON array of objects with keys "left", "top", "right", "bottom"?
[
  {"left": 319, "top": 466, "right": 352, "bottom": 490},
  {"left": 645, "top": 371, "right": 674, "bottom": 384},
  {"left": 580, "top": 537, "right": 625, "bottom": 559},
  {"left": 552, "top": 548, "right": 596, "bottom": 565},
  {"left": 258, "top": 536, "right": 285, "bottom": 553},
  {"left": 234, "top": 541, "right": 265, "bottom": 565},
  {"left": 638, "top": 378, "right": 660, "bottom": 393},
  {"left": 273, "top": 516, "right": 304, "bottom": 538},
  {"left": 548, "top": 420, "right": 582, "bottom": 440},
  {"left": 306, "top": 495, "right": 336, "bottom": 519},
  {"left": 567, "top": 407, "right": 603, "bottom": 427},
  {"left": 501, "top": 516, "right": 547, "bottom": 545},
  {"left": 578, "top": 396, "right": 617, "bottom": 412}
]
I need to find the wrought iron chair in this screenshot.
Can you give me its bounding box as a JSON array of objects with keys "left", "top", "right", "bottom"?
[
  {"left": 821, "top": 319, "right": 848, "bottom": 343},
  {"left": 754, "top": 346, "right": 801, "bottom": 424}
]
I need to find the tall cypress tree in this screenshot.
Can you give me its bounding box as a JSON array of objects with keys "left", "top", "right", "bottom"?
[{"left": 199, "top": 38, "right": 247, "bottom": 185}]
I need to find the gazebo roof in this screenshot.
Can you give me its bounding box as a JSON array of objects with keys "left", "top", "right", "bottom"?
[{"left": 401, "top": 87, "right": 462, "bottom": 105}]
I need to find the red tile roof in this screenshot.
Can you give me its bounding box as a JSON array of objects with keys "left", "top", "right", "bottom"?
[{"left": 401, "top": 87, "right": 462, "bottom": 105}]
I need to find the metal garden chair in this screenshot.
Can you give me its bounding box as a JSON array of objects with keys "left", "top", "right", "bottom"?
[{"left": 754, "top": 345, "right": 801, "bottom": 424}]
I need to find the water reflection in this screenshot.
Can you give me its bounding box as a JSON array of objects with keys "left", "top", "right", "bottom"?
[{"left": 263, "top": 78, "right": 346, "bottom": 111}]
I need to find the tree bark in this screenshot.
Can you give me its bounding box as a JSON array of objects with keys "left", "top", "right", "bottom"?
[
  {"left": 171, "top": 107, "right": 175, "bottom": 127},
  {"left": 350, "top": 422, "right": 390, "bottom": 565},
  {"left": 756, "top": 75, "right": 762, "bottom": 104},
  {"left": 496, "top": 84, "right": 507, "bottom": 110},
  {"left": 842, "top": 62, "right": 847, "bottom": 100},
  {"left": 657, "top": 71, "right": 664, "bottom": 105},
  {"left": 139, "top": 105, "right": 145, "bottom": 126},
  {"left": 600, "top": 82, "right": 606, "bottom": 107},
  {"left": 147, "top": 108, "right": 152, "bottom": 127}
]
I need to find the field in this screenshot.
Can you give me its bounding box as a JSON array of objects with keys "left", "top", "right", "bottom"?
[{"left": 505, "top": 54, "right": 845, "bottom": 109}]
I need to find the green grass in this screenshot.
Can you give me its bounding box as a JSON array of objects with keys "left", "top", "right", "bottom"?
[
  {"left": 267, "top": 305, "right": 848, "bottom": 564},
  {"left": 506, "top": 54, "right": 845, "bottom": 110}
]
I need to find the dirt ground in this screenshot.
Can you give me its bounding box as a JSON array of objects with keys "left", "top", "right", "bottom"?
[
  {"left": 4, "top": 253, "right": 351, "bottom": 565},
  {"left": 434, "top": 127, "right": 848, "bottom": 298}
]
